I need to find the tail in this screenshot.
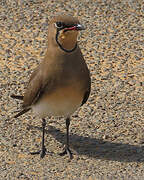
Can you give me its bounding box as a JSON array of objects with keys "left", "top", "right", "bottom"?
[
  {"left": 11, "top": 94, "right": 30, "bottom": 118},
  {"left": 14, "top": 108, "right": 31, "bottom": 118},
  {"left": 11, "top": 94, "right": 24, "bottom": 100}
]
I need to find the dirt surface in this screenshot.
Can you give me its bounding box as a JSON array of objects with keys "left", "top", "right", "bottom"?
[{"left": 0, "top": 0, "right": 144, "bottom": 179}]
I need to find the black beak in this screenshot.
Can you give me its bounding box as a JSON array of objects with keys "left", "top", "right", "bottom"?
[{"left": 76, "top": 24, "right": 86, "bottom": 30}]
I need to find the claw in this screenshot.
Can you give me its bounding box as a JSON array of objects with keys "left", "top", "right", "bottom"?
[
  {"left": 59, "top": 147, "right": 73, "bottom": 159},
  {"left": 30, "top": 146, "right": 46, "bottom": 158}
]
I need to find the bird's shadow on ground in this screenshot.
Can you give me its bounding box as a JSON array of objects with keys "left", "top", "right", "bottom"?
[{"left": 27, "top": 124, "right": 144, "bottom": 163}]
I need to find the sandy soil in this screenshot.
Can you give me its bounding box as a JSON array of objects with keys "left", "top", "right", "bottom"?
[{"left": 0, "top": 0, "right": 144, "bottom": 179}]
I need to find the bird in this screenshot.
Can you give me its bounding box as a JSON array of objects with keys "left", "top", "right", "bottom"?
[{"left": 11, "top": 14, "right": 91, "bottom": 159}]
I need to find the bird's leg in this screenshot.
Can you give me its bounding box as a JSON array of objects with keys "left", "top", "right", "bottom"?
[
  {"left": 40, "top": 118, "right": 46, "bottom": 158},
  {"left": 59, "top": 117, "right": 73, "bottom": 159},
  {"left": 30, "top": 118, "right": 46, "bottom": 158}
]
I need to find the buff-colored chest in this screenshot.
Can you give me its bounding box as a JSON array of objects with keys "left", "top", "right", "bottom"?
[{"left": 32, "top": 84, "right": 84, "bottom": 117}]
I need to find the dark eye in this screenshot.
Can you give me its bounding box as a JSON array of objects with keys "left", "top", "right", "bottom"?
[{"left": 55, "top": 22, "right": 64, "bottom": 29}]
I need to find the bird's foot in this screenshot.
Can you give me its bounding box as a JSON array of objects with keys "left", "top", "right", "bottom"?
[
  {"left": 30, "top": 146, "right": 46, "bottom": 158},
  {"left": 59, "top": 146, "right": 73, "bottom": 159}
]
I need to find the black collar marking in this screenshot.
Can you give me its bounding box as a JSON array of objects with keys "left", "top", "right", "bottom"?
[{"left": 56, "top": 29, "right": 77, "bottom": 53}]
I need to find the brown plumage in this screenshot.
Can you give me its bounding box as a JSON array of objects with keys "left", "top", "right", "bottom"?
[{"left": 11, "top": 14, "right": 91, "bottom": 159}]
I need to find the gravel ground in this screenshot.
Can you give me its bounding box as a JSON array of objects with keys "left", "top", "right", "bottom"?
[{"left": 0, "top": 0, "right": 144, "bottom": 179}]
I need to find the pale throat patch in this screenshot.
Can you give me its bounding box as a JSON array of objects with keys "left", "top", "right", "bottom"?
[{"left": 58, "top": 30, "right": 78, "bottom": 50}]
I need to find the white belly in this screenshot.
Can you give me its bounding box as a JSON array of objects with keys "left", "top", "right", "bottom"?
[
  {"left": 32, "top": 86, "right": 83, "bottom": 118},
  {"left": 32, "top": 99, "right": 81, "bottom": 117}
]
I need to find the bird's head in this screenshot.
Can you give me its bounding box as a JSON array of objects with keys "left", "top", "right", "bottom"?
[{"left": 48, "top": 15, "right": 85, "bottom": 52}]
